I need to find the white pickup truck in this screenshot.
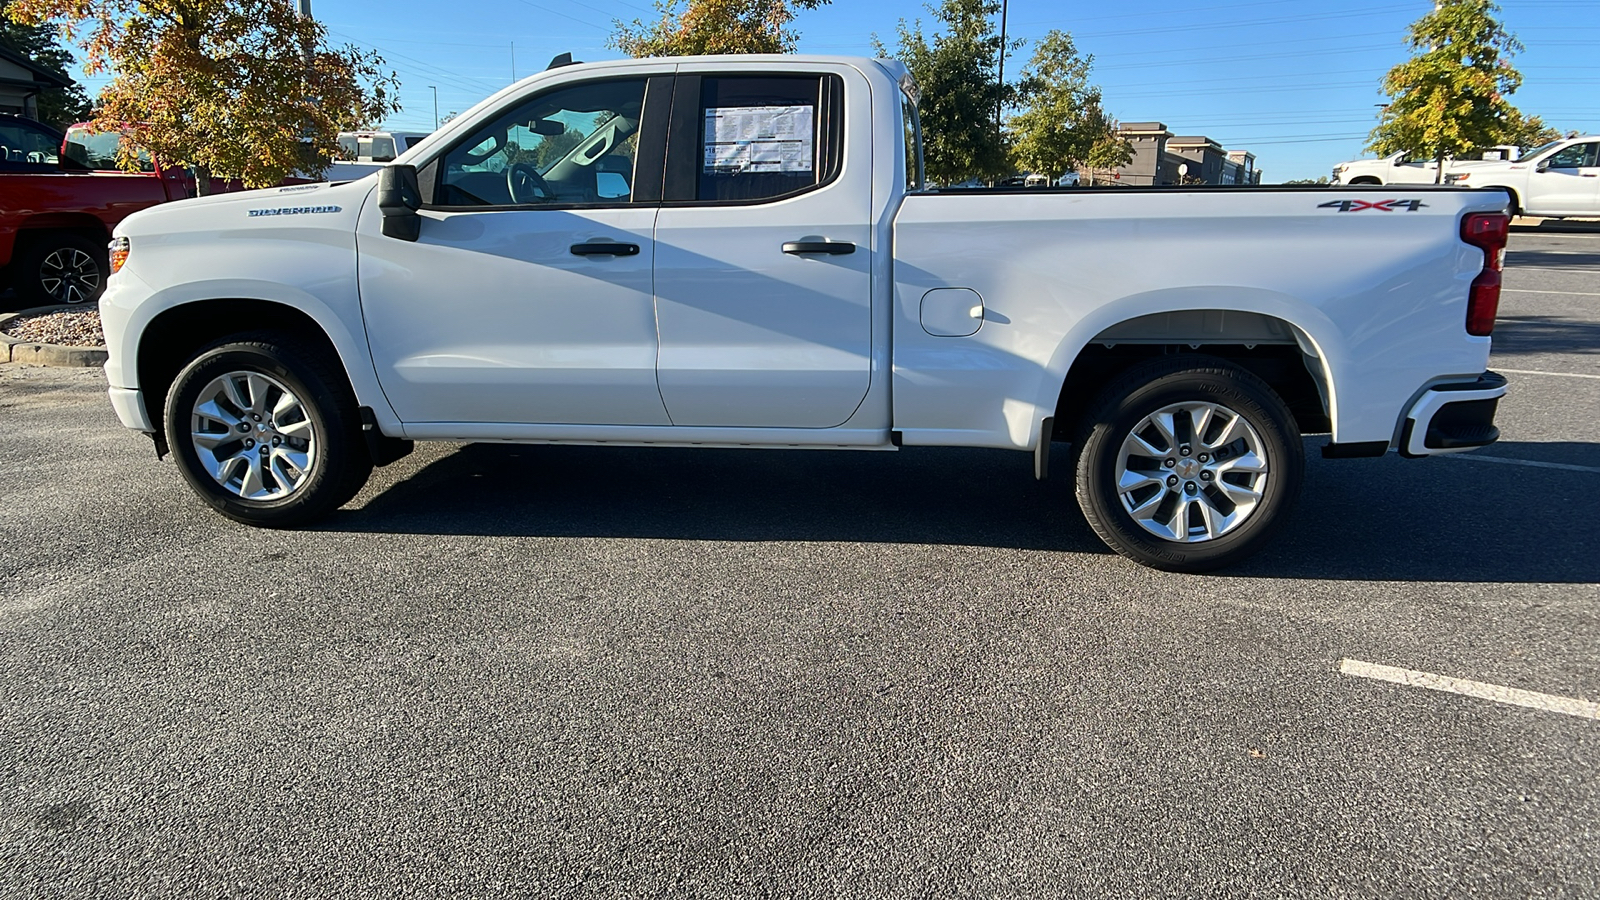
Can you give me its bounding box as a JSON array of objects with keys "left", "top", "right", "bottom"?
[
  {"left": 100, "top": 54, "right": 1511, "bottom": 572},
  {"left": 1444, "top": 135, "right": 1600, "bottom": 218}
]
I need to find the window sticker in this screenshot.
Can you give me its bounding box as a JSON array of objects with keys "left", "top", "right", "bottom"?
[{"left": 703, "top": 105, "right": 814, "bottom": 174}]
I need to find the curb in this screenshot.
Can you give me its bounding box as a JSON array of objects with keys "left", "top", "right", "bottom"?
[{"left": 0, "top": 304, "right": 108, "bottom": 368}]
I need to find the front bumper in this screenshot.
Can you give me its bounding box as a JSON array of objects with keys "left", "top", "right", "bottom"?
[
  {"left": 108, "top": 385, "right": 154, "bottom": 432},
  {"left": 1399, "top": 371, "right": 1507, "bottom": 458}
]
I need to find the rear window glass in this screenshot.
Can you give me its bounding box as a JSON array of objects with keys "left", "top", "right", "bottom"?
[{"left": 696, "top": 76, "right": 826, "bottom": 203}]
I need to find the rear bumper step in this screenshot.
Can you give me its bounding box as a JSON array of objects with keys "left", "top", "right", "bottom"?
[{"left": 1400, "top": 371, "right": 1507, "bottom": 458}]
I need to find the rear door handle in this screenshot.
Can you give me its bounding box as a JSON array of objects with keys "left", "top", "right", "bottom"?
[
  {"left": 570, "top": 242, "right": 640, "bottom": 256},
  {"left": 783, "top": 240, "right": 855, "bottom": 255}
]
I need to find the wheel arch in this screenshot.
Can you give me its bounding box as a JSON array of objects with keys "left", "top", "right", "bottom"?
[
  {"left": 1039, "top": 296, "right": 1341, "bottom": 449},
  {"left": 1347, "top": 176, "right": 1383, "bottom": 185},
  {"left": 130, "top": 291, "right": 396, "bottom": 445}
]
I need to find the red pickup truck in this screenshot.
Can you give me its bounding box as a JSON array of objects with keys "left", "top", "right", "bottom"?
[{"left": 1, "top": 124, "right": 250, "bottom": 305}]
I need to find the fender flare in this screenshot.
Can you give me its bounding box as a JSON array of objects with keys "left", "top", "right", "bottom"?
[{"left": 1024, "top": 287, "right": 1343, "bottom": 449}]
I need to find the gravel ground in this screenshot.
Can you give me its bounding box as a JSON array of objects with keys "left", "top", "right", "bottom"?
[{"left": 1, "top": 308, "right": 106, "bottom": 346}]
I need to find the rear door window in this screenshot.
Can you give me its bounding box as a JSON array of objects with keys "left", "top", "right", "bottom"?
[{"left": 665, "top": 74, "right": 842, "bottom": 204}]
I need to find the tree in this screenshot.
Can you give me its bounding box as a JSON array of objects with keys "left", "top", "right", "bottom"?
[
  {"left": 1503, "top": 112, "right": 1564, "bottom": 150},
  {"left": 1006, "top": 30, "right": 1128, "bottom": 184},
  {"left": 6, "top": 0, "right": 400, "bottom": 190},
  {"left": 611, "top": 0, "right": 829, "bottom": 57},
  {"left": 877, "top": 0, "right": 1015, "bottom": 186},
  {"left": 0, "top": 0, "right": 90, "bottom": 127},
  {"left": 1367, "top": 0, "right": 1525, "bottom": 183}
]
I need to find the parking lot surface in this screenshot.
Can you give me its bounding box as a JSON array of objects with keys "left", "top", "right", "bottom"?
[{"left": 2, "top": 224, "right": 1597, "bottom": 897}]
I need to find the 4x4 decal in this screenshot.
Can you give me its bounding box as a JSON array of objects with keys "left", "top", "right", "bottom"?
[{"left": 1318, "top": 199, "right": 1428, "bottom": 212}]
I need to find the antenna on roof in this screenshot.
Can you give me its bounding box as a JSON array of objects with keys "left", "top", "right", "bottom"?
[{"left": 547, "top": 53, "right": 579, "bottom": 70}]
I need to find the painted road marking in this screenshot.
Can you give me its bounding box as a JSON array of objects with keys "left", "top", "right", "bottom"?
[
  {"left": 1441, "top": 454, "right": 1600, "bottom": 474},
  {"left": 1501, "top": 288, "right": 1600, "bottom": 297},
  {"left": 1496, "top": 367, "right": 1600, "bottom": 380},
  {"left": 1340, "top": 659, "right": 1600, "bottom": 721}
]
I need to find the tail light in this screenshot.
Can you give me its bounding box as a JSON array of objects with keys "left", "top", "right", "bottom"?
[{"left": 1460, "top": 212, "right": 1508, "bottom": 336}]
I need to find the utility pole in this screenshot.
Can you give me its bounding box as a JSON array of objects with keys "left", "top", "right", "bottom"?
[
  {"left": 511, "top": 42, "right": 517, "bottom": 82},
  {"left": 995, "top": 0, "right": 1008, "bottom": 183},
  {"left": 430, "top": 85, "right": 438, "bottom": 130}
]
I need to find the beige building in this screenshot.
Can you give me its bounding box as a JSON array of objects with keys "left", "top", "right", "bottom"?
[{"left": 1082, "top": 122, "right": 1262, "bottom": 186}]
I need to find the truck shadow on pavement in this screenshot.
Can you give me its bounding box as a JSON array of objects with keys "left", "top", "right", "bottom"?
[
  {"left": 1492, "top": 315, "right": 1600, "bottom": 357},
  {"left": 1504, "top": 248, "right": 1600, "bottom": 269},
  {"left": 328, "top": 439, "right": 1600, "bottom": 584}
]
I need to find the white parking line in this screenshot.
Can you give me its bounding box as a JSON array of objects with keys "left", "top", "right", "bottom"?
[
  {"left": 1441, "top": 454, "right": 1600, "bottom": 474},
  {"left": 1501, "top": 289, "right": 1600, "bottom": 297},
  {"left": 1340, "top": 659, "right": 1600, "bottom": 720},
  {"left": 1496, "top": 367, "right": 1600, "bottom": 380}
]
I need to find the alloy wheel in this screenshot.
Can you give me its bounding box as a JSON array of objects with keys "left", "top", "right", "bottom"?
[
  {"left": 1113, "top": 401, "right": 1270, "bottom": 542},
  {"left": 188, "top": 371, "right": 318, "bottom": 500}
]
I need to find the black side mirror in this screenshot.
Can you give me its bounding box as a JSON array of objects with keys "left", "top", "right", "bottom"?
[{"left": 377, "top": 164, "right": 422, "bottom": 241}]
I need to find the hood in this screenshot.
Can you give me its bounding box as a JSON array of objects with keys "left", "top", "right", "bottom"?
[{"left": 113, "top": 178, "right": 374, "bottom": 238}]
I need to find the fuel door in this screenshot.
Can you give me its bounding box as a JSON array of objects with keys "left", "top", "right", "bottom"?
[{"left": 920, "top": 287, "right": 984, "bottom": 337}]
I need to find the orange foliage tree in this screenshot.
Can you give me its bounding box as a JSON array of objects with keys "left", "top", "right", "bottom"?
[
  {"left": 610, "top": 0, "right": 829, "bottom": 57},
  {"left": 5, "top": 0, "right": 400, "bottom": 189}
]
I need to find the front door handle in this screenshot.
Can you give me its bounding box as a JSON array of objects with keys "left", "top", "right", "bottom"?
[
  {"left": 783, "top": 240, "right": 855, "bottom": 256},
  {"left": 570, "top": 241, "right": 640, "bottom": 256}
]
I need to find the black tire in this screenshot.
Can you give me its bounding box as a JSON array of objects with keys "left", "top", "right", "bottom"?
[
  {"left": 164, "top": 332, "right": 371, "bottom": 527},
  {"left": 1348, "top": 177, "right": 1382, "bottom": 185},
  {"left": 1072, "top": 355, "right": 1304, "bottom": 573},
  {"left": 15, "top": 233, "right": 108, "bottom": 305}
]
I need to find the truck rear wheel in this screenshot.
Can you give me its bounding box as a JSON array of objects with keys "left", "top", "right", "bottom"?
[
  {"left": 164, "top": 332, "right": 372, "bottom": 527},
  {"left": 1073, "top": 356, "right": 1304, "bottom": 572},
  {"left": 15, "top": 233, "right": 108, "bottom": 305}
]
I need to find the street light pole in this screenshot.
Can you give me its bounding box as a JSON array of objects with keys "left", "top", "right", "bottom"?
[
  {"left": 995, "top": 0, "right": 1008, "bottom": 183},
  {"left": 430, "top": 85, "right": 438, "bottom": 130}
]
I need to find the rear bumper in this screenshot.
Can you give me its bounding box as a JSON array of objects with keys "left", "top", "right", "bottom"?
[{"left": 1399, "top": 371, "right": 1506, "bottom": 458}]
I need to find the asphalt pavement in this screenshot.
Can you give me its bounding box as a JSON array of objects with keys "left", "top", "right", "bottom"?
[{"left": 1, "top": 224, "right": 1597, "bottom": 898}]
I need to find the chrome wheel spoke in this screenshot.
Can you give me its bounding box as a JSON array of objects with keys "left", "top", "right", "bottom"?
[
  {"left": 1150, "top": 412, "right": 1180, "bottom": 451},
  {"left": 1118, "top": 469, "right": 1163, "bottom": 492},
  {"left": 239, "top": 455, "right": 268, "bottom": 497},
  {"left": 276, "top": 418, "right": 312, "bottom": 439},
  {"left": 1216, "top": 450, "right": 1267, "bottom": 475}
]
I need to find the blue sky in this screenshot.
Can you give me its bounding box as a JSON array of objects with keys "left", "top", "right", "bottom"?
[{"left": 75, "top": 0, "right": 1600, "bottom": 181}]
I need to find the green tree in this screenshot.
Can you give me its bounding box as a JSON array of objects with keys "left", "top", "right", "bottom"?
[
  {"left": 1502, "top": 112, "right": 1564, "bottom": 150},
  {"left": 877, "top": 0, "right": 1015, "bottom": 186},
  {"left": 0, "top": 0, "right": 90, "bottom": 127},
  {"left": 1367, "top": 0, "right": 1525, "bottom": 183},
  {"left": 7, "top": 0, "right": 400, "bottom": 190},
  {"left": 1006, "top": 30, "right": 1128, "bottom": 184},
  {"left": 611, "top": 0, "right": 829, "bottom": 57}
]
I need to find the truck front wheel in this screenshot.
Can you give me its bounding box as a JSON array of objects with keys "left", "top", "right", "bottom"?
[
  {"left": 1073, "top": 356, "right": 1304, "bottom": 572},
  {"left": 164, "top": 333, "right": 372, "bottom": 527}
]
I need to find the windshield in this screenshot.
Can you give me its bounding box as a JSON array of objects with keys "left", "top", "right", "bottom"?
[
  {"left": 63, "top": 128, "right": 155, "bottom": 172},
  {"left": 1525, "top": 139, "right": 1564, "bottom": 159}
]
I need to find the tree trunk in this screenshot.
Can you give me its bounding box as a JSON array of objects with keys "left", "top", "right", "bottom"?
[
  {"left": 1434, "top": 149, "right": 1445, "bottom": 185},
  {"left": 194, "top": 164, "right": 213, "bottom": 197}
]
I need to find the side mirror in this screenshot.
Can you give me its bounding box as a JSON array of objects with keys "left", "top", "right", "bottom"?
[
  {"left": 1536, "top": 159, "right": 1551, "bottom": 172},
  {"left": 377, "top": 164, "right": 421, "bottom": 241}
]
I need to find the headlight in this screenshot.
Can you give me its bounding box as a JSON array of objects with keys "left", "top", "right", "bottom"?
[
  {"left": 109, "top": 236, "right": 130, "bottom": 274},
  {"left": 1446, "top": 173, "right": 1470, "bottom": 184}
]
